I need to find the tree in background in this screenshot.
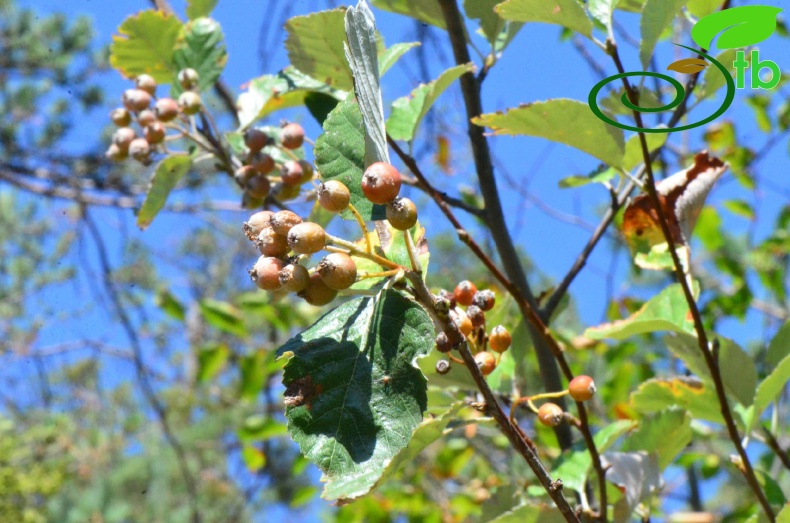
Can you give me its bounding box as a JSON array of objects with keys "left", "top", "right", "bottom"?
[{"left": 2, "top": 0, "right": 790, "bottom": 522}]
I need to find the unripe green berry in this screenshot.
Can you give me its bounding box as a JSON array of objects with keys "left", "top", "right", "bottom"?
[
  {"left": 178, "top": 68, "right": 200, "bottom": 90},
  {"left": 279, "top": 263, "right": 310, "bottom": 292},
  {"left": 178, "top": 91, "right": 202, "bottom": 115},
  {"left": 280, "top": 122, "right": 305, "bottom": 149},
  {"left": 128, "top": 137, "right": 151, "bottom": 162},
  {"left": 246, "top": 175, "right": 271, "bottom": 199},
  {"left": 271, "top": 210, "right": 302, "bottom": 236},
  {"left": 243, "top": 210, "right": 274, "bottom": 240},
  {"left": 249, "top": 152, "right": 275, "bottom": 175},
  {"left": 135, "top": 74, "right": 157, "bottom": 95},
  {"left": 235, "top": 165, "right": 256, "bottom": 188},
  {"left": 251, "top": 256, "right": 284, "bottom": 291},
  {"left": 474, "top": 351, "right": 497, "bottom": 376},
  {"left": 280, "top": 160, "right": 303, "bottom": 186},
  {"left": 105, "top": 143, "right": 127, "bottom": 162},
  {"left": 472, "top": 289, "right": 496, "bottom": 311},
  {"left": 318, "top": 180, "right": 351, "bottom": 213},
  {"left": 144, "top": 122, "right": 165, "bottom": 144},
  {"left": 287, "top": 222, "right": 326, "bottom": 255},
  {"left": 154, "top": 98, "right": 179, "bottom": 122},
  {"left": 435, "top": 359, "right": 451, "bottom": 375},
  {"left": 386, "top": 197, "right": 418, "bottom": 230},
  {"left": 568, "top": 375, "right": 597, "bottom": 402},
  {"left": 537, "top": 403, "right": 564, "bottom": 427},
  {"left": 244, "top": 128, "right": 269, "bottom": 153},
  {"left": 454, "top": 280, "right": 477, "bottom": 307},
  {"left": 488, "top": 325, "right": 511, "bottom": 353},
  {"left": 317, "top": 252, "right": 357, "bottom": 290},
  {"left": 122, "top": 88, "right": 152, "bottom": 112},
  {"left": 298, "top": 272, "right": 338, "bottom": 306},
  {"left": 110, "top": 107, "right": 132, "bottom": 127},
  {"left": 256, "top": 227, "right": 290, "bottom": 258},
  {"left": 361, "top": 162, "right": 401, "bottom": 204},
  {"left": 112, "top": 127, "right": 136, "bottom": 151}
]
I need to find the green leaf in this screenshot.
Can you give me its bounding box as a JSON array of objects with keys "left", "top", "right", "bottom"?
[
  {"left": 639, "top": 0, "right": 688, "bottom": 68},
  {"left": 623, "top": 409, "right": 691, "bottom": 469},
  {"left": 236, "top": 67, "right": 345, "bottom": 129},
  {"left": 691, "top": 5, "right": 782, "bottom": 50},
  {"left": 723, "top": 199, "right": 755, "bottom": 220},
  {"left": 665, "top": 333, "right": 757, "bottom": 407},
  {"left": 345, "top": 1, "right": 389, "bottom": 165},
  {"left": 777, "top": 504, "right": 790, "bottom": 523},
  {"left": 686, "top": 0, "right": 721, "bottom": 18},
  {"left": 186, "top": 0, "right": 218, "bottom": 19},
  {"left": 110, "top": 10, "right": 182, "bottom": 83},
  {"left": 196, "top": 344, "right": 229, "bottom": 383},
  {"left": 473, "top": 99, "right": 624, "bottom": 167},
  {"left": 198, "top": 298, "right": 246, "bottom": 337},
  {"left": 387, "top": 64, "right": 472, "bottom": 142},
  {"left": 551, "top": 420, "right": 636, "bottom": 494},
  {"left": 487, "top": 504, "right": 567, "bottom": 523},
  {"left": 171, "top": 17, "right": 227, "bottom": 96},
  {"left": 622, "top": 132, "right": 668, "bottom": 171},
  {"left": 745, "top": 95, "right": 772, "bottom": 132},
  {"left": 630, "top": 378, "right": 723, "bottom": 423},
  {"left": 584, "top": 283, "right": 697, "bottom": 340},
  {"left": 370, "top": 0, "right": 447, "bottom": 29},
  {"left": 698, "top": 49, "right": 737, "bottom": 100},
  {"left": 241, "top": 444, "right": 266, "bottom": 471},
  {"left": 496, "top": 0, "right": 593, "bottom": 38},
  {"left": 314, "top": 97, "right": 385, "bottom": 221},
  {"left": 753, "top": 353, "right": 790, "bottom": 424},
  {"left": 558, "top": 166, "right": 617, "bottom": 188},
  {"left": 351, "top": 221, "right": 430, "bottom": 290},
  {"left": 588, "top": 0, "right": 619, "bottom": 33},
  {"left": 755, "top": 469, "right": 788, "bottom": 506},
  {"left": 464, "top": 0, "right": 523, "bottom": 52},
  {"left": 239, "top": 415, "right": 288, "bottom": 442},
  {"left": 767, "top": 321, "right": 790, "bottom": 367},
  {"left": 154, "top": 289, "right": 185, "bottom": 321},
  {"left": 285, "top": 8, "right": 353, "bottom": 90},
  {"left": 275, "top": 290, "right": 434, "bottom": 502},
  {"left": 378, "top": 42, "right": 420, "bottom": 76},
  {"left": 136, "top": 155, "right": 192, "bottom": 230},
  {"left": 239, "top": 350, "right": 272, "bottom": 400}
]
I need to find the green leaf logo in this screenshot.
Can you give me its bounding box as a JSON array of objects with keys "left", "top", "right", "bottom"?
[{"left": 691, "top": 5, "right": 783, "bottom": 50}]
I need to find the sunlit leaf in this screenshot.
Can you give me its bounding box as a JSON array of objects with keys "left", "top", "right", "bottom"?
[
  {"left": 285, "top": 8, "right": 353, "bottom": 90},
  {"left": 199, "top": 298, "right": 246, "bottom": 337},
  {"left": 276, "top": 290, "right": 434, "bottom": 502},
  {"left": 378, "top": 42, "right": 420, "bottom": 76},
  {"left": 196, "top": 343, "right": 229, "bottom": 383},
  {"left": 171, "top": 17, "right": 227, "bottom": 97},
  {"left": 154, "top": 289, "right": 185, "bottom": 321},
  {"left": 630, "top": 378, "right": 723, "bottom": 423},
  {"left": 622, "top": 132, "right": 668, "bottom": 171},
  {"left": 239, "top": 415, "right": 288, "bottom": 442},
  {"left": 473, "top": 99, "right": 624, "bottom": 168},
  {"left": 753, "top": 353, "right": 790, "bottom": 425},
  {"left": 767, "top": 321, "right": 790, "bottom": 367},
  {"left": 496, "top": 0, "right": 593, "bottom": 38},
  {"left": 588, "top": 0, "right": 618, "bottom": 33},
  {"left": 110, "top": 10, "right": 182, "bottom": 83},
  {"left": 136, "top": 155, "right": 192, "bottom": 230},
  {"left": 558, "top": 166, "right": 617, "bottom": 189},
  {"left": 370, "top": 0, "right": 446, "bottom": 29},
  {"left": 623, "top": 409, "right": 691, "bottom": 469},
  {"left": 186, "top": 0, "right": 218, "bottom": 20},
  {"left": 241, "top": 444, "right": 266, "bottom": 471},
  {"left": 639, "top": 0, "right": 687, "bottom": 68}
]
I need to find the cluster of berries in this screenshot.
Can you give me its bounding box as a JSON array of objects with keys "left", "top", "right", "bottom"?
[
  {"left": 235, "top": 123, "right": 313, "bottom": 207},
  {"left": 434, "top": 280, "right": 509, "bottom": 376},
  {"left": 106, "top": 69, "right": 203, "bottom": 164},
  {"left": 536, "top": 375, "right": 597, "bottom": 427},
  {"left": 242, "top": 161, "right": 418, "bottom": 306}
]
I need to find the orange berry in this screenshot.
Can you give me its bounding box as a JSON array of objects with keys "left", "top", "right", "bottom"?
[{"left": 568, "top": 375, "right": 597, "bottom": 402}]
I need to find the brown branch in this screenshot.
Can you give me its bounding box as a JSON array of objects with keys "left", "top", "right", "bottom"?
[
  {"left": 763, "top": 428, "right": 790, "bottom": 473},
  {"left": 606, "top": 39, "right": 775, "bottom": 521}
]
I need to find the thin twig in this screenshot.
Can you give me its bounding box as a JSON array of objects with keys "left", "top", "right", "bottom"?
[{"left": 762, "top": 428, "right": 790, "bottom": 473}]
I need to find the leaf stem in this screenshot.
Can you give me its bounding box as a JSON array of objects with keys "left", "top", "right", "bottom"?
[
  {"left": 347, "top": 203, "right": 372, "bottom": 253},
  {"left": 325, "top": 234, "right": 402, "bottom": 270}
]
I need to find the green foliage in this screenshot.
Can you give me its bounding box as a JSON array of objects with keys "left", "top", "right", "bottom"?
[
  {"left": 109, "top": 10, "right": 183, "bottom": 82},
  {"left": 496, "top": 0, "right": 593, "bottom": 37},
  {"left": 171, "top": 17, "right": 227, "bottom": 96},
  {"left": 370, "top": 0, "right": 446, "bottom": 29},
  {"left": 136, "top": 156, "right": 192, "bottom": 229},
  {"left": 639, "top": 0, "right": 687, "bottom": 68},
  {"left": 186, "top": 0, "right": 218, "bottom": 20},
  {"left": 285, "top": 9, "right": 353, "bottom": 90}
]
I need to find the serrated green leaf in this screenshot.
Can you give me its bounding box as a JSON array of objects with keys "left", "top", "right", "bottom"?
[
  {"left": 285, "top": 8, "right": 353, "bottom": 90},
  {"left": 239, "top": 415, "right": 288, "bottom": 442},
  {"left": 314, "top": 97, "right": 385, "bottom": 221},
  {"left": 110, "top": 10, "right": 182, "bottom": 83},
  {"left": 584, "top": 283, "right": 697, "bottom": 340},
  {"left": 241, "top": 444, "right": 266, "bottom": 471},
  {"left": 622, "top": 132, "right": 668, "bottom": 171},
  {"left": 473, "top": 99, "right": 625, "bottom": 168},
  {"left": 199, "top": 298, "right": 246, "bottom": 337},
  {"left": 275, "top": 290, "right": 434, "bottom": 502},
  {"left": 387, "top": 64, "right": 472, "bottom": 142},
  {"left": 495, "top": 0, "right": 593, "bottom": 38},
  {"left": 154, "top": 289, "right": 185, "bottom": 321},
  {"left": 558, "top": 166, "right": 617, "bottom": 188},
  {"left": 378, "top": 42, "right": 420, "bottom": 76},
  {"left": 236, "top": 67, "right": 346, "bottom": 129},
  {"left": 136, "top": 155, "right": 192, "bottom": 229},
  {"left": 753, "top": 354, "right": 790, "bottom": 425},
  {"left": 767, "top": 321, "right": 790, "bottom": 367},
  {"left": 691, "top": 5, "right": 782, "bottom": 50},
  {"left": 196, "top": 343, "right": 229, "bottom": 383},
  {"left": 623, "top": 409, "right": 691, "bottom": 469},
  {"left": 370, "top": 0, "right": 446, "bottom": 29},
  {"left": 640, "top": 0, "right": 688, "bottom": 68},
  {"left": 171, "top": 17, "right": 227, "bottom": 97},
  {"left": 186, "top": 0, "right": 217, "bottom": 19},
  {"left": 630, "top": 378, "right": 723, "bottom": 423},
  {"left": 551, "top": 420, "right": 636, "bottom": 494}
]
